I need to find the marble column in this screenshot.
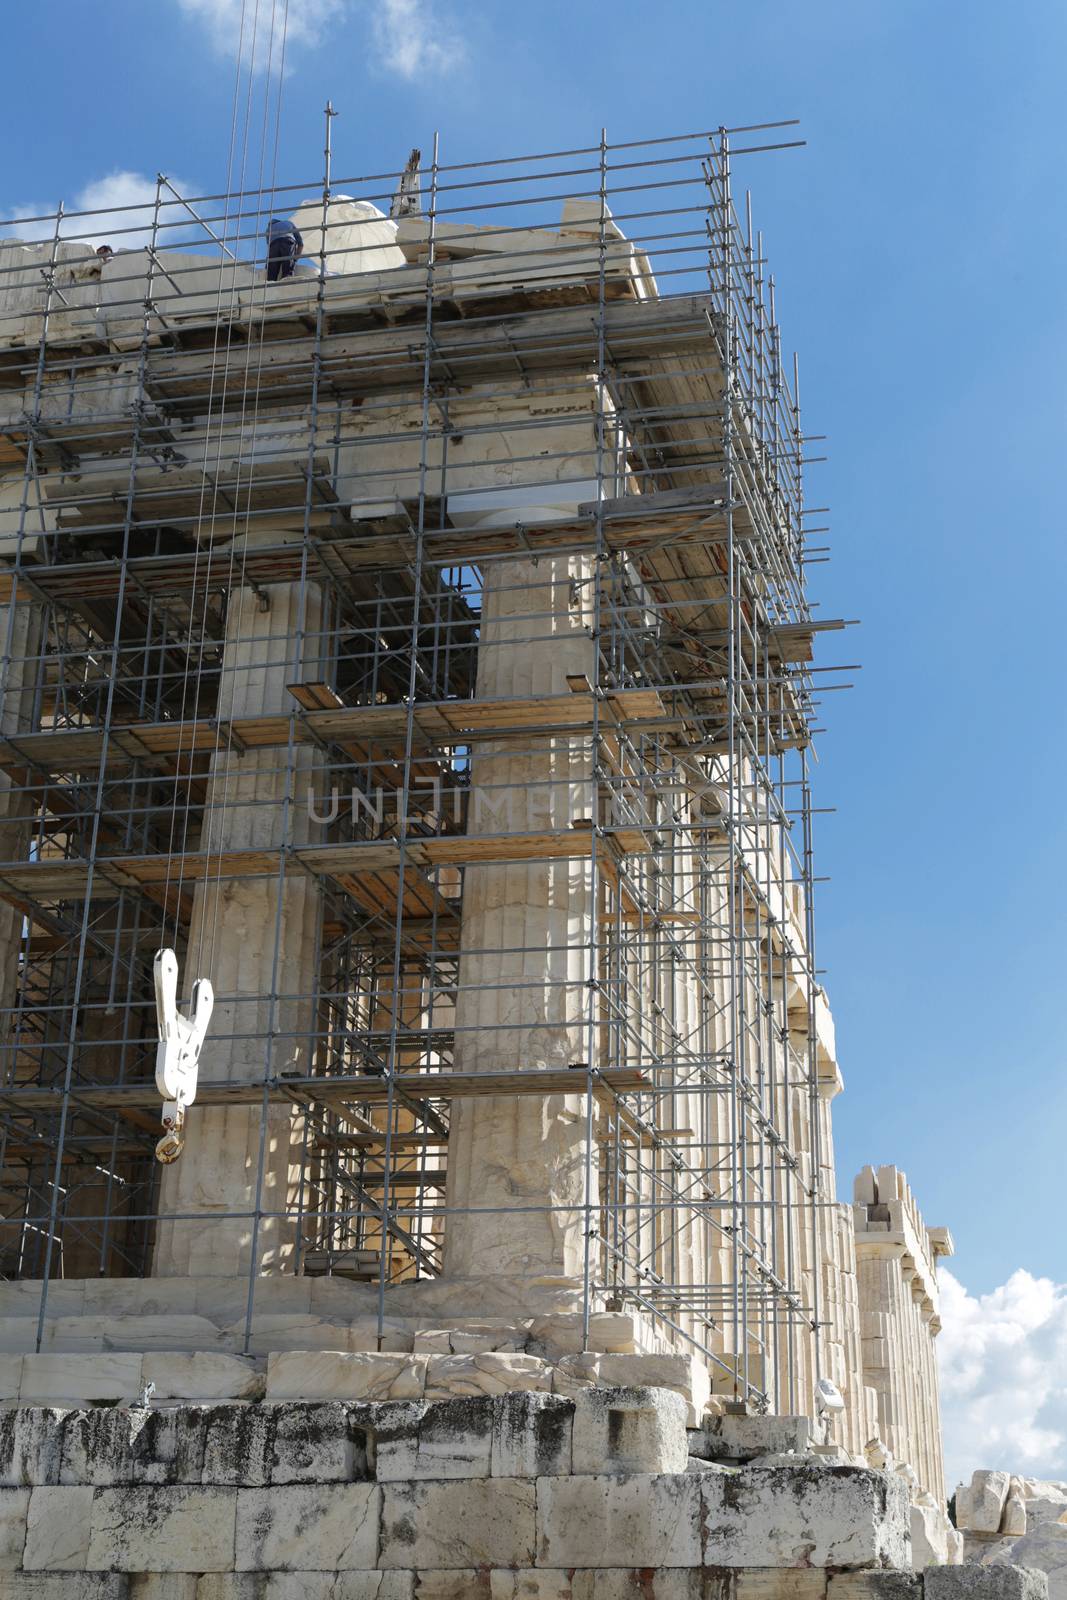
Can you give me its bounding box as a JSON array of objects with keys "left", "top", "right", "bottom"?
[
  {"left": 442, "top": 555, "right": 597, "bottom": 1294},
  {"left": 0, "top": 582, "right": 43, "bottom": 1272},
  {"left": 153, "top": 562, "right": 325, "bottom": 1278},
  {"left": 853, "top": 1164, "right": 952, "bottom": 1501},
  {"left": 0, "top": 584, "right": 42, "bottom": 1072}
]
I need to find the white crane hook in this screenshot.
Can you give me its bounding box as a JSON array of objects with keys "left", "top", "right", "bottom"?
[{"left": 153, "top": 948, "right": 213, "bottom": 1164}]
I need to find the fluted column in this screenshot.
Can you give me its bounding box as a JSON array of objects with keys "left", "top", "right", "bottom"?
[
  {"left": 153, "top": 565, "right": 325, "bottom": 1278},
  {"left": 0, "top": 585, "right": 42, "bottom": 1071},
  {"left": 442, "top": 556, "right": 596, "bottom": 1290},
  {"left": 853, "top": 1165, "right": 952, "bottom": 1500}
]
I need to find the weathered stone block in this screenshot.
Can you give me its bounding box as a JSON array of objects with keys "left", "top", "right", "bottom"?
[
  {"left": 0, "top": 1579, "right": 129, "bottom": 1600},
  {"left": 734, "top": 1573, "right": 828, "bottom": 1600},
  {"left": 595, "top": 1356, "right": 710, "bottom": 1427},
  {"left": 0, "top": 1408, "right": 65, "bottom": 1487},
  {"left": 235, "top": 1484, "right": 379, "bottom": 1571},
  {"left": 23, "top": 1486, "right": 94, "bottom": 1570},
  {"left": 0, "top": 1356, "right": 23, "bottom": 1401},
  {"left": 690, "top": 1415, "right": 812, "bottom": 1463},
  {"left": 265, "top": 1352, "right": 426, "bottom": 1403},
  {"left": 352, "top": 1401, "right": 427, "bottom": 1481},
  {"left": 1002, "top": 1493, "right": 1028, "bottom": 1538},
  {"left": 535, "top": 1474, "right": 702, "bottom": 1569},
  {"left": 411, "top": 1576, "right": 491, "bottom": 1600},
  {"left": 702, "top": 1465, "right": 910, "bottom": 1570},
  {"left": 255, "top": 1579, "right": 413, "bottom": 1600},
  {"left": 270, "top": 1403, "right": 368, "bottom": 1484},
  {"left": 142, "top": 1356, "right": 264, "bottom": 1405},
  {"left": 400, "top": 1396, "right": 494, "bottom": 1480},
  {"left": 423, "top": 1354, "right": 551, "bottom": 1401},
  {"left": 910, "top": 1501, "right": 958, "bottom": 1569},
  {"left": 0, "top": 1486, "right": 30, "bottom": 1569},
  {"left": 61, "top": 1409, "right": 207, "bottom": 1488},
  {"left": 21, "top": 1355, "right": 144, "bottom": 1409},
  {"left": 490, "top": 1574, "right": 711, "bottom": 1598},
  {"left": 129, "top": 1579, "right": 199, "bottom": 1600},
  {"left": 924, "top": 1568, "right": 1049, "bottom": 1600},
  {"left": 379, "top": 1478, "right": 537, "bottom": 1569},
  {"left": 571, "top": 1387, "right": 688, "bottom": 1476},
  {"left": 491, "top": 1392, "right": 573, "bottom": 1479},
  {"left": 47, "top": 1318, "right": 224, "bottom": 1356},
  {"left": 957, "top": 1474, "right": 1013, "bottom": 1535},
  {"left": 87, "top": 1487, "right": 237, "bottom": 1572},
  {"left": 827, "top": 1576, "right": 922, "bottom": 1600},
  {"left": 201, "top": 1409, "right": 273, "bottom": 1489}
]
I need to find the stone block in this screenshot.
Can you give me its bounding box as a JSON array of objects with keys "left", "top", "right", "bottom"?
[
  {"left": 379, "top": 1478, "right": 536, "bottom": 1569},
  {"left": 21, "top": 1355, "right": 144, "bottom": 1408},
  {"left": 201, "top": 1409, "right": 273, "bottom": 1488},
  {"left": 224, "top": 1317, "right": 359, "bottom": 1355},
  {"left": 262, "top": 1580, "right": 413, "bottom": 1600},
  {"left": 0, "top": 1322, "right": 40, "bottom": 1357},
  {"left": 251, "top": 1579, "right": 414, "bottom": 1600},
  {"left": 923, "top": 1568, "right": 1049, "bottom": 1600},
  {"left": 87, "top": 1487, "right": 237, "bottom": 1572},
  {"left": 423, "top": 1354, "right": 551, "bottom": 1400},
  {"left": 23, "top": 1486, "right": 94, "bottom": 1570},
  {"left": 491, "top": 1392, "right": 573, "bottom": 1478},
  {"left": 1003, "top": 1494, "right": 1028, "bottom": 1538},
  {"left": 0, "top": 1580, "right": 129, "bottom": 1600},
  {"left": 411, "top": 1577, "right": 491, "bottom": 1600},
  {"left": 535, "top": 1474, "right": 702, "bottom": 1569},
  {"left": 734, "top": 1577, "right": 828, "bottom": 1600},
  {"left": 571, "top": 1387, "right": 688, "bottom": 1476},
  {"left": 129, "top": 1580, "right": 199, "bottom": 1600},
  {"left": 551, "top": 1355, "right": 600, "bottom": 1398},
  {"left": 491, "top": 1575, "right": 712, "bottom": 1599},
  {"left": 702, "top": 1465, "right": 910, "bottom": 1570},
  {"left": 193, "top": 1581, "right": 265, "bottom": 1600},
  {"left": 985, "top": 1524, "right": 1067, "bottom": 1592},
  {"left": 525, "top": 1313, "right": 638, "bottom": 1360},
  {"left": 412, "top": 1332, "right": 453, "bottom": 1356},
  {"left": 690, "top": 1415, "right": 812, "bottom": 1463},
  {"left": 828, "top": 1577, "right": 922, "bottom": 1600},
  {"left": 353, "top": 1402, "right": 428, "bottom": 1481},
  {"left": 910, "top": 1501, "right": 959, "bottom": 1569},
  {"left": 594, "top": 1355, "right": 710, "bottom": 1427},
  {"left": 0, "top": 1408, "right": 66, "bottom": 1487},
  {"left": 61, "top": 1409, "right": 207, "bottom": 1488},
  {"left": 47, "top": 1318, "right": 225, "bottom": 1355},
  {"left": 270, "top": 1402, "right": 368, "bottom": 1484},
  {"left": 0, "top": 1356, "right": 23, "bottom": 1400},
  {"left": 957, "top": 1474, "right": 1012, "bottom": 1535},
  {"left": 235, "top": 1484, "right": 379, "bottom": 1571},
  {"left": 142, "top": 1356, "right": 264, "bottom": 1405},
  {"left": 392, "top": 1396, "right": 494, "bottom": 1480},
  {"left": 265, "top": 1351, "right": 426, "bottom": 1403},
  {"left": 0, "top": 1486, "right": 30, "bottom": 1569}
]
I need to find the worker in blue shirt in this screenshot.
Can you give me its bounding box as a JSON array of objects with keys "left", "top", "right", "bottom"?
[{"left": 265, "top": 218, "right": 303, "bottom": 281}]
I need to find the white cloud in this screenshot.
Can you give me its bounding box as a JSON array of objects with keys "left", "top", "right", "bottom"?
[
  {"left": 3, "top": 172, "right": 198, "bottom": 252},
  {"left": 174, "top": 0, "right": 344, "bottom": 56},
  {"left": 939, "top": 1268, "right": 1067, "bottom": 1492},
  {"left": 171, "top": 0, "right": 463, "bottom": 77},
  {"left": 370, "top": 0, "right": 464, "bottom": 79}
]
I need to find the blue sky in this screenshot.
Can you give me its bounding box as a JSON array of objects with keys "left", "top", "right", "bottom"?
[{"left": 2, "top": 0, "right": 1065, "bottom": 1478}]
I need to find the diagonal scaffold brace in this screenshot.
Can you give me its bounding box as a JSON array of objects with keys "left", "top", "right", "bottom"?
[{"left": 153, "top": 948, "right": 214, "bottom": 1164}]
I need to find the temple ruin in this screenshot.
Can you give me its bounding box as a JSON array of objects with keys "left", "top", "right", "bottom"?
[{"left": 0, "top": 125, "right": 1014, "bottom": 1598}]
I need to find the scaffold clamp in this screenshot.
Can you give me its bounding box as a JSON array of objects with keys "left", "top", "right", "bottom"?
[{"left": 153, "top": 947, "right": 214, "bottom": 1165}]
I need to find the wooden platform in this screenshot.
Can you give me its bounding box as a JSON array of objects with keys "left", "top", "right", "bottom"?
[{"left": 0, "top": 1066, "right": 649, "bottom": 1116}]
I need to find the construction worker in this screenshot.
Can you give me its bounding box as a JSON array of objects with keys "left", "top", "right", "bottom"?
[{"left": 265, "top": 217, "right": 303, "bottom": 282}]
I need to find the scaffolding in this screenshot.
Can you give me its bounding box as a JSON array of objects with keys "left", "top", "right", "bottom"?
[{"left": 0, "top": 124, "right": 854, "bottom": 1415}]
